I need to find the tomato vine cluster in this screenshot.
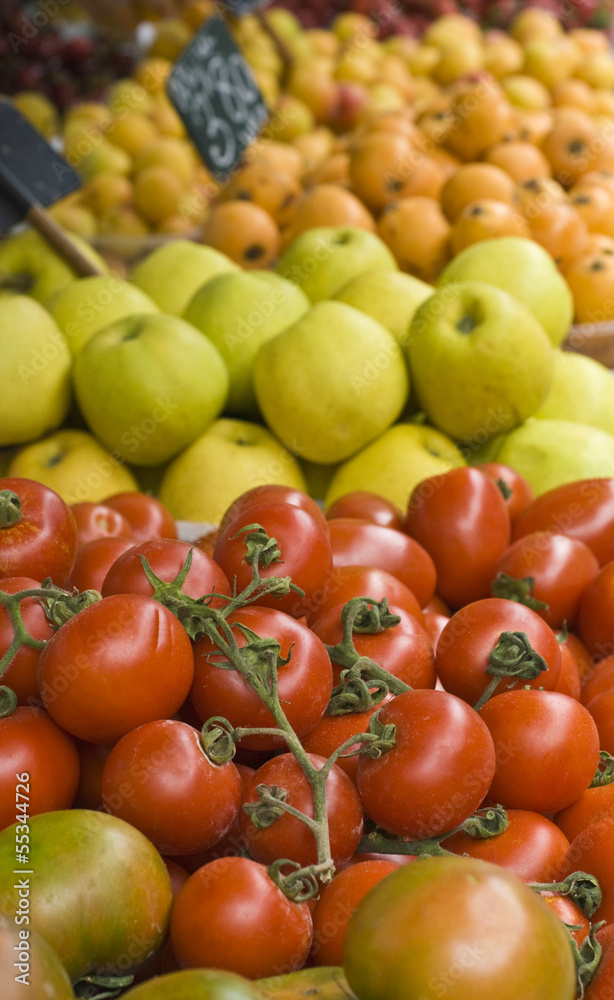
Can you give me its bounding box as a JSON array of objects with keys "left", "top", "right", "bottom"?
[{"left": 1, "top": 470, "right": 614, "bottom": 999}]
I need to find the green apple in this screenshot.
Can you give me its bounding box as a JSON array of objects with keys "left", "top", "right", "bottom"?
[
  {"left": 130, "top": 238, "right": 240, "bottom": 317},
  {"left": 0, "top": 295, "right": 72, "bottom": 446},
  {"left": 0, "top": 227, "right": 108, "bottom": 304},
  {"left": 8, "top": 428, "right": 138, "bottom": 504},
  {"left": 275, "top": 226, "right": 398, "bottom": 303},
  {"left": 46, "top": 274, "right": 159, "bottom": 355},
  {"left": 183, "top": 269, "right": 310, "bottom": 420},
  {"left": 470, "top": 417, "right": 614, "bottom": 495},
  {"left": 324, "top": 421, "right": 467, "bottom": 511},
  {"left": 406, "top": 280, "right": 555, "bottom": 445},
  {"left": 333, "top": 268, "right": 434, "bottom": 351},
  {"left": 72, "top": 312, "right": 230, "bottom": 466},
  {"left": 158, "top": 417, "right": 308, "bottom": 525},
  {"left": 436, "top": 236, "right": 574, "bottom": 347},
  {"left": 253, "top": 300, "right": 409, "bottom": 464},
  {"left": 532, "top": 350, "right": 614, "bottom": 435}
]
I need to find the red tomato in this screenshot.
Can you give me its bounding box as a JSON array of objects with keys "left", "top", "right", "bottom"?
[
  {"left": 310, "top": 859, "right": 399, "bottom": 967},
  {"left": 69, "top": 501, "right": 134, "bottom": 547},
  {"left": 326, "top": 518, "right": 436, "bottom": 608},
  {"left": 559, "top": 819, "right": 614, "bottom": 925},
  {"left": 101, "top": 719, "right": 243, "bottom": 856},
  {"left": 213, "top": 501, "right": 333, "bottom": 621},
  {"left": 104, "top": 490, "right": 178, "bottom": 542},
  {"left": 219, "top": 483, "right": 327, "bottom": 533},
  {"left": 169, "top": 856, "right": 313, "bottom": 977},
  {"left": 477, "top": 461, "right": 535, "bottom": 523},
  {"left": 0, "top": 576, "right": 54, "bottom": 705},
  {"left": 238, "top": 752, "right": 364, "bottom": 869},
  {"left": 442, "top": 809, "right": 571, "bottom": 883},
  {"left": 435, "top": 597, "right": 562, "bottom": 707},
  {"left": 309, "top": 564, "right": 425, "bottom": 626},
  {"left": 310, "top": 601, "right": 436, "bottom": 691},
  {"left": 36, "top": 593, "right": 195, "bottom": 744},
  {"left": 539, "top": 892, "right": 590, "bottom": 949},
  {"left": 554, "top": 640, "right": 582, "bottom": 701},
  {"left": 563, "top": 631, "right": 594, "bottom": 686},
  {"left": 585, "top": 688, "right": 614, "bottom": 754},
  {"left": 479, "top": 689, "right": 601, "bottom": 814},
  {"left": 190, "top": 605, "right": 333, "bottom": 750},
  {"left": 512, "top": 478, "right": 614, "bottom": 565},
  {"left": 325, "top": 491, "right": 404, "bottom": 530},
  {"left": 0, "top": 477, "right": 77, "bottom": 585},
  {"left": 554, "top": 781, "right": 614, "bottom": 844},
  {"left": 584, "top": 922, "right": 614, "bottom": 999},
  {"left": 492, "top": 532, "right": 600, "bottom": 630},
  {"left": 577, "top": 561, "right": 614, "bottom": 661},
  {"left": 0, "top": 706, "right": 80, "bottom": 831},
  {"left": 403, "top": 467, "right": 511, "bottom": 609},
  {"left": 355, "top": 688, "right": 496, "bottom": 839},
  {"left": 64, "top": 535, "right": 136, "bottom": 594},
  {"left": 101, "top": 537, "right": 230, "bottom": 610},
  {"left": 300, "top": 707, "right": 380, "bottom": 784},
  {"left": 581, "top": 654, "right": 614, "bottom": 705}
]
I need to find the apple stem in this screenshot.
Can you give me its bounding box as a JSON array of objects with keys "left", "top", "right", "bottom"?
[
  {"left": 473, "top": 630, "right": 548, "bottom": 711},
  {"left": 0, "top": 490, "right": 23, "bottom": 528}
]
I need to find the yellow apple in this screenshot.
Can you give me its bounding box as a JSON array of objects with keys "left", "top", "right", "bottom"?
[
  {"left": 533, "top": 350, "right": 614, "bottom": 435},
  {"left": 46, "top": 274, "right": 159, "bottom": 355},
  {"left": 130, "top": 239, "right": 240, "bottom": 316},
  {"left": 0, "top": 228, "right": 107, "bottom": 305}
]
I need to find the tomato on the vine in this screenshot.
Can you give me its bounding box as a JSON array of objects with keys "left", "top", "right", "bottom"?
[
  {"left": 69, "top": 501, "right": 134, "bottom": 547},
  {"left": 101, "top": 537, "right": 230, "bottom": 608},
  {"left": 0, "top": 478, "right": 77, "bottom": 585},
  {"left": 477, "top": 461, "right": 535, "bottom": 524},
  {"left": 104, "top": 490, "right": 178, "bottom": 542},
  {"left": 64, "top": 535, "right": 136, "bottom": 594},
  {"left": 310, "top": 565, "right": 425, "bottom": 625},
  {"left": 0, "top": 576, "right": 54, "bottom": 705},
  {"left": 559, "top": 818, "right": 614, "bottom": 925}
]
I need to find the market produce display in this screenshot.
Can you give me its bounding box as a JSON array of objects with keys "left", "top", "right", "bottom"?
[{"left": 4, "top": 0, "right": 614, "bottom": 996}]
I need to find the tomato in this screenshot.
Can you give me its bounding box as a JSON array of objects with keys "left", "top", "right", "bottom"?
[
  {"left": 310, "top": 565, "right": 425, "bottom": 626},
  {"left": 402, "top": 467, "right": 511, "bottom": 610},
  {"left": 355, "top": 689, "right": 496, "bottom": 839},
  {"left": 219, "top": 483, "right": 327, "bottom": 534},
  {"left": 326, "top": 518, "right": 436, "bottom": 608},
  {"left": 101, "top": 718, "right": 243, "bottom": 856},
  {"left": 342, "top": 855, "right": 576, "bottom": 1000},
  {"left": 310, "top": 860, "right": 399, "bottom": 967},
  {"left": 120, "top": 968, "right": 264, "bottom": 1000},
  {"left": 69, "top": 501, "right": 134, "bottom": 546},
  {"left": 554, "top": 781, "right": 614, "bottom": 844},
  {"left": 559, "top": 819, "right": 614, "bottom": 925},
  {"left": 537, "top": 892, "right": 590, "bottom": 949},
  {"left": 0, "top": 809, "right": 173, "bottom": 982},
  {"left": 190, "top": 605, "right": 333, "bottom": 751},
  {"left": 213, "top": 501, "right": 333, "bottom": 621},
  {"left": 100, "top": 537, "right": 230, "bottom": 609},
  {"left": 300, "top": 707, "right": 381, "bottom": 784},
  {"left": 169, "top": 856, "right": 313, "bottom": 978},
  {"left": 442, "top": 808, "right": 571, "bottom": 883},
  {"left": 477, "top": 461, "right": 535, "bottom": 524},
  {"left": 310, "top": 601, "right": 436, "bottom": 691},
  {"left": 492, "top": 531, "right": 600, "bottom": 630},
  {"left": 554, "top": 640, "right": 582, "bottom": 701},
  {"left": 577, "top": 561, "right": 614, "bottom": 661},
  {"left": 435, "top": 597, "right": 562, "bottom": 707},
  {"left": 104, "top": 490, "right": 178, "bottom": 542},
  {"left": 0, "top": 576, "right": 54, "bottom": 705},
  {"left": 0, "top": 920, "right": 74, "bottom": 1000},
  {"left": 583, "top": 921, "right": 614, "bottom": 1000},
  {"left": 36, "top": 593, "right": 195, "bottom": 744},
  {"left": 0, "top": 478, "right": 77, "bottom": 585},
  {"left": 479, "top": 689, "right": 601, "bottom": 814},
  {"left": 238, "top": 752, "right": 364, "bottom": 869},
  {"left": 512, "top": 478, "right": 614, "bottom": 566},
  {"left": 564, "top": 630, "right": 594, "bottom": 686},
  {"left": 585, "top": 688, "right": 614, "bottom": 754},
  {"left": 582, "top": 655, "right": 614, "bottom": 705},
  {"left": 325, "top": 491, "right": 404, "bottom": 531},
  {"left": 64, "top": 535, "right": 135, "bottom": 593},
  {"left": 0, "top": 706, "right": 79, "bottom": 832}
]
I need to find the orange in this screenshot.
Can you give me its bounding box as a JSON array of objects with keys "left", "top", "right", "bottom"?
[
  {"left": 439, "top": 162, "right": 517, "bottom": 222},
  {"left": 550, "top": 78, "right": 596, "bottom": 114},
  {"left": 200, "top": 201, "right": 280, "bottom": 270},
  {"left": 348, "top": 130, "right": 445, "bottom": 213},
  {"left": 573, "top": 169, "right": 614, "bottom": 197},
  {"left": 377, "top": 196, "right": 451, "bottom": 282},
  {"left": 444, "top": 78, "right": 513, "bottom": 162},
  {"left": 569, "top": 183, "right": 614, "bottom": 240},
  {"left": 514, "top": 176, "right": 568, "bottom": 223},
  {"left": 564, "top": 252, "right": 614, "bottom": 324},
  {"left": 218, "top": 163, "right": 302, "bottom": 229},
  {"left": 484, "top": 140, "right": 552, "bottom": 182},
  {"left": 450, "top": 199, "right": 532, "bottom": 255},
  {"left": 541, "top": 108, "right": 601, "bottom": 187},
  {"left": 280, "top": 183, "right": 376, "bottom": 248},
  {"left": 526, "top": 198, "right": 589, "bottom": 269},
  {"left": 304, "top": 151, "right": 351, "bottom": 188}
]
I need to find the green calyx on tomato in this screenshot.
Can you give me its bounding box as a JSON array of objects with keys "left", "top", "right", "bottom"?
[{"left": 0, "top": 490, "right": 22, "bottom": 527}]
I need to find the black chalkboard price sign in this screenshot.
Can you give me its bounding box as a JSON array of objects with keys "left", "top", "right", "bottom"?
[{"left": 166, "top": 15, "right": 269, "bottom": 183}]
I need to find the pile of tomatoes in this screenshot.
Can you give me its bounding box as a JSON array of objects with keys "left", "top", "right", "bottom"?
[{"left": 2, "top": 467, "right": 614, "bottom": 999}]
